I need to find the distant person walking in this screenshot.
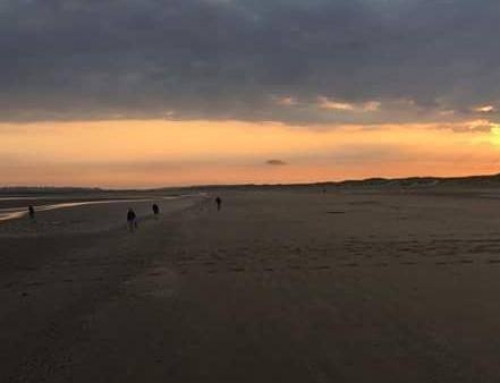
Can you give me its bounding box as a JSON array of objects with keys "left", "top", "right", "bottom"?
[
  {"left": 152, "top": 203, "right": 160, "bottom": 217},
  {"left": 215, "top": 196, "right": 222, "bottom": 211},
  {"left": 28, "top": 205, "right": 35, "bottom": 220},
  {"left": 127, "top": 208, "right": 137, "bottom": 232}
]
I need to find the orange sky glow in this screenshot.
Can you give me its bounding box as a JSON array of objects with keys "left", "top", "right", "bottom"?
[{"left": 1, "top": 119, "right": 500, "bottom": 188}]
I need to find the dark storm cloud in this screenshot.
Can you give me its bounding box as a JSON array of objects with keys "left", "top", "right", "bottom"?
[{"left": 1, "top": 0, "right": 500, "bottom": 123}]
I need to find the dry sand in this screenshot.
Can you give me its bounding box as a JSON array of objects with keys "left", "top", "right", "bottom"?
[{"left": 2, "top": 189, "right": 500, "bottom": 382}]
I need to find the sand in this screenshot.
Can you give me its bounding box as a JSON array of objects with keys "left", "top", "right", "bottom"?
[{"left": 2, "top": 189, "right": 500, "bottom": 382}]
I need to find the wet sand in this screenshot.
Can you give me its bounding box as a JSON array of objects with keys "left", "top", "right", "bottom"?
[{"left": 2, "top": 190, "right": 500, "bottom": 382}]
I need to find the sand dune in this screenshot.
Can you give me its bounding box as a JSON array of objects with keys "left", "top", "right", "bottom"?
[{"left": 1, "top": 189, "right": 500, "bottom": 382}]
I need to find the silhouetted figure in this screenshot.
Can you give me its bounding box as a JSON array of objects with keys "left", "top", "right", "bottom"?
[
  {"left": 28, "top": 205, "right": 35, "bottom": 220},
  {"left": 127, "top": 208, "right": 137, "bottom": 232},
  {"left": 215, "top": 196, "right": 222, "bottom": 211},
  {"left": 152, "top": 203, "right": 160, "bottom": 217}
]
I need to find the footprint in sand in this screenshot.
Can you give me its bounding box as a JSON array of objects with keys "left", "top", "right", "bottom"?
[
  {"left": 27, "top": 281, "right": 44, "bottom": 286},
  {"left": 435, "top": 261, "right": 450, "bottom": 266},
  {"left": 148, "top": 271, "right": 163, "bottom": 276},
  {"left": 341, "top": 262, "right": 359, "bottom": 268},
  {"left": 203, "top": 261, "right": 216, "bottom": 266}
]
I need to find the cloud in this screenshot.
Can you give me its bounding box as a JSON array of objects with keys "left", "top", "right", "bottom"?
[
  {"left": 473, "top": 105, "right": 495, "bottom": 113},
  {"left": 1, "top": 0, "right": 500, "bottom": 124},
  {"left": 317, "top": 97, "right": 381, "bottom": 112},
  {"left": 266, "top": 159, "right": 287, "bottom": 166},
  {"left": 318, "top": 97, "right": 356, "bottom": 111},
  {"left": 449, "top": 120, "right": 495, "bottom": 133},
  {"left": 276, "top": 96, "right": 298, "bottom": 107}
]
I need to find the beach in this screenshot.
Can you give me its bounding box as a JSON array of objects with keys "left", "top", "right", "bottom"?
[{"left": 2, "top": 189, "right": 500, "bottom": 382}]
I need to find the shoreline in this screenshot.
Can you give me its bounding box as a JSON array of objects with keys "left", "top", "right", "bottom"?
[{"left": 0, "top": 194, "right": 205, "bottom": 223}]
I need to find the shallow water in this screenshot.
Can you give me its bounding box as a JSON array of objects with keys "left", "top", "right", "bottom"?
[{"left": 0, "top": 196, "right": 183, "bottom": 223}]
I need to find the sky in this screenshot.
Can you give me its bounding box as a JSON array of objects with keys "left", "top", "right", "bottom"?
[{"left": 1, "top": 0, "right": 500, "bottom": 187}]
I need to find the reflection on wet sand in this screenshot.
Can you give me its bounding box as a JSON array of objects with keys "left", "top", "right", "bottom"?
[{"left": 0, "top": 196, "right": 182, "bottom": 222}]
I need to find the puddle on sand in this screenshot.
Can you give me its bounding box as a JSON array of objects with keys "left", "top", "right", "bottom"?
[{"left": 0, "top": 195, "right": 188, "bottom": 223}]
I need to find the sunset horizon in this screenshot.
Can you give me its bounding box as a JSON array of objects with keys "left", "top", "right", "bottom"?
[
  {"left": 3, "top": 167, "right": 500, "bottom": 190},
  {"left": 3, "top": 117, "right": 500, "bottom": 188}
]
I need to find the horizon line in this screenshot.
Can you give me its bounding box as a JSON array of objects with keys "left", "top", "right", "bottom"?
[{"left": 2, "top": 171, "right": 500, "bottom": 192}]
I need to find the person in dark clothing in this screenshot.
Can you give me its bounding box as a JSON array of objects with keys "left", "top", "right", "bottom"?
[
  {"left": 28, "top": 205, "right": 35, "bottom": 220},
  {"left": 215, "top": 196, "right": 222, "bottom": 211},
  {"left": 127, "top": 208, "right": 137, "bottom": 232},
  {"left": 152, "top": 203, "right": 160, "bottom": 217}
]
